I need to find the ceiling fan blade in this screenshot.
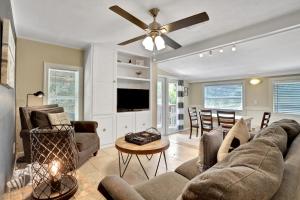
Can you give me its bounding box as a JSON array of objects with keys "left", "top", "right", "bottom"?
[
  {"left": 109, "top": 5, "right": 148, "bottom": 30},
  {"left": 161, "top": 34, "right": 182, "bottom": 49},
  {"left": 118, "top": 35, "right": 147, "bottom": 45},
  {"left": 161, "top": 12, "right": 209, "bottom": 33}
]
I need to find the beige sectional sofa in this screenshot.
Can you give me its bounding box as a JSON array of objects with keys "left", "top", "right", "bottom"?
[{"left": 98, "top": 119, "right": 300, "bottom": 200}]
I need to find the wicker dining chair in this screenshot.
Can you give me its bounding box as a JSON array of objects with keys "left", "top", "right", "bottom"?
[
  {"left": 199, "top": 109, "right": 213, "bottom": 135},
  {"left": 188, "top": 107, "right": 199, "bottom": 139},
  {"left": 260, "top": 112, "right": 271, "bottom": 129},
  {"left": 217, "top": 110, "right": 236, "bottom": 137}
]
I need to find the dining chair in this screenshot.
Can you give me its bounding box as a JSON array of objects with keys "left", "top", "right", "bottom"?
[
  {"left": 260, "top": 112, "right": 271, "bottom": 129},
  {"left": 217, "top": 110, "right": 236, "bottom": 137},
  {"left": 199, "top": 109, "right": 213, "bottom": 135},
  {"left": 188, "top": 107, "right": 199, "bottom": 139}
]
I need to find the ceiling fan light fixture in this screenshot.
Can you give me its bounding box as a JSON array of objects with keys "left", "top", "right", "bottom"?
[
  {"left": 142, "top": 36, "right": 154, "bottom": 51},
  {"left": 154, "top": 35, "right": 165, "bottom": 51}
]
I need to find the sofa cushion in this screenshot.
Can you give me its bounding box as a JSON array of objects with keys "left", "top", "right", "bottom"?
[
  {"left": 134, "top": 172, "right": 189, "bottom": 200},
  {"left": 254, "top": 124, "right": 287, "bottom": 155},
  {"left": 75, "top": 133, "right": 99, "bottom": 152},
  {"left": 30, "top": 107, "right": 64, "bottom": 128},
  {"left": 181, "top": 136, "right": 285, "bottom": 200},
  {"left": 175, "top": 158, "right": 200, "bottom": 180},
  {"left": 217, "top": 118, "right": 249, "bottom": 162},
  {"left": 198, "top": 127, "right": 223, "bottom": 172},
  {"left": 271, "top": 119, "right": 300, "bottom": 146},
  {"left": 272, "top": 134, "right": 300, "bottom": 200}
]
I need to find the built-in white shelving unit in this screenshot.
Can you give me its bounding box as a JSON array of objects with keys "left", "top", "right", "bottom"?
[{"left": 84, "top": 45, "right": 152, "bottom": 147}]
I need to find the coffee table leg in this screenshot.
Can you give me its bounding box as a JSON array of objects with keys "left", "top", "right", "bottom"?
[
  {"left": 118, "top": 151, "right": 133, "bottom": 177},
  {"left": 163, "top": 151, "right": 168, "bottom": 171},
  {"left": 136, "top": 155, "right": 150, "bottom": 180},
  {"left": 121, "top": 152, "right": 130, "bottom": 164},
  {"left": 154, "top": 152, "right": 163, "bottom": 176},
  {"left": 146, "top": 154, "right": 153, "bottom": 160}
]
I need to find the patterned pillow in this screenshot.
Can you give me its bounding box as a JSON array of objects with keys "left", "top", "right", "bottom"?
[
  {"left": 48, "top": 112, "right": 71, "bottom": 127},
  {"left": 198, "top": 127, "right": 223, "bottom": 172},
  {"left": 217, "top": 118, "right": 249, "bottom": 162}
]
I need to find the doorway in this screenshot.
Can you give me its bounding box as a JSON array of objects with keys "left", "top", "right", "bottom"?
[{"left": 157, "top": 77, "right": 178, "bottom": 135}]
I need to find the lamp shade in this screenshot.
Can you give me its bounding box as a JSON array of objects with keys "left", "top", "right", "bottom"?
[
  {"left": 154, "top": 35, "right": 165, "bottom": 51},
  {"left": 33, "top": 91, "right": 45, "bottom": 97},
  {"left": 142, "top": 36, "right": 154, "bottom": 51}
]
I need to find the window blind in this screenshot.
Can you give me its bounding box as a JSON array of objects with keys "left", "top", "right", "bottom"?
[
  {"left": 273, "top": 81, "right": 300, "bottom": 115},
  {"left": 204, "top": 84, "right": 243, "bottom": 110}
]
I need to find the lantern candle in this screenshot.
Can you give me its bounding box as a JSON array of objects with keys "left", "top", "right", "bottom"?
[{"left": 49, "top": 160, "right": 62, "bottom": 192}]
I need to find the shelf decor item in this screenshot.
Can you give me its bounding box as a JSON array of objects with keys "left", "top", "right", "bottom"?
[
  {"left": 0, "top": 18, "right": 16, "bottom": 88},
  {"left": 30, "top": 125, "right": 78, "bottom": 200}
]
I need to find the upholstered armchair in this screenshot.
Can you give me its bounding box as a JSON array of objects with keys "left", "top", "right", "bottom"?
[{"left": 19, "top": 104, "right": 100, "bottom": 167}]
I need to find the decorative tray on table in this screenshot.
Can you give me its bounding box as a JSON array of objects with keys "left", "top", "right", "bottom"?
[{"left": 125, "top": 127, "right": 161, "bottom": 145}]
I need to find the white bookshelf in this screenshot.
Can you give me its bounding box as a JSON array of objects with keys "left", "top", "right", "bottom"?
[
  {"left": 116, "top": 51, "right": 151, "bottom": 89},
  {"left": 117, "top": 62, "right": 150, "bottom": 70},
  {"left": 117, "top": 76, "right": 151, "bottom": 82}
]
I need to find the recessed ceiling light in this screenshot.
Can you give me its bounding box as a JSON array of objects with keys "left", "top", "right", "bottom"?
[
  {"left": 249, "top": 78, "right": 261, "bottom": 85},
  {"left": 231, "top": 45, "right": 237, "bottom": 52},
  {"left": 219, "top": 49, "right": 224, "bottom": 53},
  {"left": 199, "top": 53, "right": 204, "bottom": 58}
]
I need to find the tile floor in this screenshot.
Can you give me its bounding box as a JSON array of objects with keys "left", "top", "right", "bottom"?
[{"left": 1, "top": 131, "right": 199, "bottom": 200}]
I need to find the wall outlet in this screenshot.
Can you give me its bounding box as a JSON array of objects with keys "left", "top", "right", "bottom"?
[{"left": 12, "top": 142, "right": 15, "bottom": 154}]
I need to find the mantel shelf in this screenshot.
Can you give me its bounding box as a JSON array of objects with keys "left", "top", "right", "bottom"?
[
  {"left": 117, "top": 76, "right": 151, "bottom": 82},
  {"left": 117, "top": 62, "right": 150, "bottom": 70}
]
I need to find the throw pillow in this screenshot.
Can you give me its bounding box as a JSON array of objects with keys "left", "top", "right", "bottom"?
[
  {"left": 217, "top": 118, "right": 249, "bottom": 162},
  {"left": 198, "top": 127, "right": 223, "bottom": 172},
  {"left": 181, "top": 136, "right": 285, "bottom": 200},
  {"left": 48, "top": 112, "right": 71, "bottom": 127},
  {"left": 30, "top": 107, "right": 64, "bottom": 129}
]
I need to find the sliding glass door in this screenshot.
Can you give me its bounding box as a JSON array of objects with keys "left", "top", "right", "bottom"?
[{"left": 168, "top": 80, "right": 178, "bottom": 133}]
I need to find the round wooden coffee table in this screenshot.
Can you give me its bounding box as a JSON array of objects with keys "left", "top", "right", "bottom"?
[{"left": 115, "top": 137, "right": 170, "bottom": 180}]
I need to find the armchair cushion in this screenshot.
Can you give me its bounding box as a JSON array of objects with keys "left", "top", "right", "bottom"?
[
  {"left": 71, "top": 121, "right": 98, "bottom": 133},
  {"left": 98, "top": 176, "right": 145, "bottom": 200},
  {"left": 75, "top": 132, "right": 99, "bottom": 151}
]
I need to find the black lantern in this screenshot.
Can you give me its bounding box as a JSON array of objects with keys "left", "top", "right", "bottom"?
[{"left": 30, "top": 125, "right": 78, "bottom": 199}]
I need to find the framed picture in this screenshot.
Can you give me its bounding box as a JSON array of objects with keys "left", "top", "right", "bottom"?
[
  {"left": 1, "top": 19, "right": 15, "bottom": 88},
  {"left": 184, "top": 87, "right": 189, "bottom": 96}
]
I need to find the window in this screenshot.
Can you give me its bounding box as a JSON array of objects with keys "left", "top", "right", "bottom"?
[
  {"left": 273, "top": 81, "right": 300, "bottom": 115},
  {"left": 44, "top": 63, "right": 82, "bottom": 120},
  {"left": 204, "top": 83, "right": 243, "bottom": 110}
]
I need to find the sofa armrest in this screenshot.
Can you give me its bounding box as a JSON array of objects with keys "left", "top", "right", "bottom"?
[
  {"left": 71, "top": 121, "right": 98, "bottom": 133},
  {"left": 98, "top": 176, "right": 145, "bottom": 200}
]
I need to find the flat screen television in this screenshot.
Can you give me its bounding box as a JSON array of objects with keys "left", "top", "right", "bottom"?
[{"left": 117, "top": 88, "right": 149, "bottom": 112}]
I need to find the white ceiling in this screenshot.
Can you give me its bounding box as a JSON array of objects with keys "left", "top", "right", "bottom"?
[
  {"left": 158, "top": 27, "right": 300, "bottom": 81},
  {"left": 11, "top": 0, "right": 300, "bottom": 81},
  {"left": 11, "top": 0, "right": 300, "bottom": 50}
]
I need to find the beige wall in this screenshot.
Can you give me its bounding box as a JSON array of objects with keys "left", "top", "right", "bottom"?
[
  {"left": 15, "top": 38, "right": 84, "bottom": 152},
  {"left": 188, "top": 75, "right": 300, "bottom": 128}
]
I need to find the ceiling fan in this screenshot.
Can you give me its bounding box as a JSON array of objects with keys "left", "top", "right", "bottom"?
[{"left": 109, "top": 5, "right": 209, "bottom": 51}]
